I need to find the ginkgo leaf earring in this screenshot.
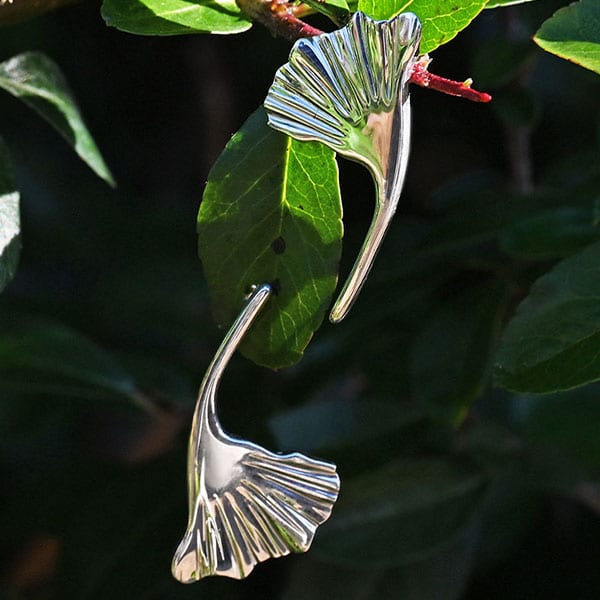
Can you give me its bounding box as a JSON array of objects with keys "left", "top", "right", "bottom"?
[
  {"left": 172, "top": 283, "right": 340, "bottom": 583},
  {"left": 264, "top": 11, "right": 422, "bottom": 323}
]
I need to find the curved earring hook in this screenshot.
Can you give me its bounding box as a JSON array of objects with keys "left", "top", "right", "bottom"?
[
  {"left": 264, "top": 11, "right": 422, "bottom": 323},
  {"left": 172, "top": 284, "right": 340, "bottom": 583}
]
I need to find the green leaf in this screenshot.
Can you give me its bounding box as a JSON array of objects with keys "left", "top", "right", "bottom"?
[
  {"left": 499, "top": 206, "right": 600, "bottom": 260},
  {"left": 515, "top": 386, "right": 600, "bottom": 472},
  {"left": 485, "top": 0, "right": 538, "bottom": 8},
  {"left": 534, "top": 0, "right": 600, "bottom": 75},
  {"left": 471, "top": 39, "right": 536, "bottom": 89},
  {"left": 198, "top": 108, "right": 342, "bottom": 369},
  {"left": 269, "top": 396, "right": 424, "bottom": 454},
  {"left": 0, "top": 138, "right": 20, "bottom": 294},
  {"left": 410, "top": 281, "right": 510, "bottom": 425},
  {"left": 53, "top": 456, "right": 191, "bottom": 599},
  {"left": 0, "top": 52, "right": 114, "bottom": 185},
  {"left": 315, "top": 456, "right": 486, "bottom": 567},
  {"left": 494, "top": 240, "right": 600, "bottom": 393},
  {"left": 491, "top": 89, "right": 540, "bottom": 128},
  {"left": 303, "top": 0, "right": 350, "bottom": 24},
  {"left": 0, "top": 315, "right": 148, "bottom": 410},
  {"left": 285, "top": 523, "right": 477, "bottom": 600},
  {"left": 101, "top": 0, "right": 252, "bottom": 35},
  {"left": 357, "top": 0, "right": 489, "bottom": 54}
]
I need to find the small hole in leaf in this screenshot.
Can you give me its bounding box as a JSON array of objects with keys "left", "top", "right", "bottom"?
[
  {"left": 270, "top": 279, "right": 281, "bottom": 295},
  {"left": 271, "top": 236, "right": 286, "bottom": 255}
]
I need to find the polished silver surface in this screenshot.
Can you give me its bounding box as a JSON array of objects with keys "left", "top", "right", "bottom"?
[
  {"left": 172, "top": 284, "right": 340, "bottom": 583},
  {"left": 264, "top": 11, "right": 422, "bottom": 323}
]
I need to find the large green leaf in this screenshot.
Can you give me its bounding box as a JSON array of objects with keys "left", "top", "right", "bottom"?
[
  {"left": 534, "top": 0, "right": 600, "bottom": 75},
  {"left": 410, "top": 281, "right": 510, "bottom": 425},
  {"left": 101, "top": 0, "right": 252, "bottom": 35},
  {"left": 0, "top": 315, "right": 148, "bottom": 410},
  {"left": 471, "top": 465, "right": 545, "bottom": 571},
  {"left": 269, "top": 394, "right": 430, "bottom": 475},
  {"left": 494, "top": 240, "right": 600, "bottom": 393},
  {"left": 0, "top": 52, "right": 114, "bottom": 185},
  {"left": 499, "top": 206, "right": 600, "bottom": 260},
  {"left": 357, "top": 0, "right": 489, "bottom": 54},
  {"left": 471, "top": 39, "right": 536, "bottom": 89},
  {"left": 285, "top": 524, "right": 477, "bottom": 600},
  {"left": 198, "top": 108, "right": 342, "bottom": 369},
  {"left": 315, "top": 456, "right": 486, "bottom": 567},
  {"left": 0, "top": 138, "right": 20, "bottom": 294},
  {"left": 269, "top": 395, "right": 424, "bottom": 454},
  {"left": 515, "top": 385, "right": 600, "bottom": 473}
]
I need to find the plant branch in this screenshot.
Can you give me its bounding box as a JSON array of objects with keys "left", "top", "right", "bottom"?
[
  {"left": 0, "top": 0, "right": 79, "bottom": 26},
  {"left": 503, "top": 8, "right": 534, "bottom": 194},
  {"left": 410, "top": 57, "right": 491, "bottom": 103},
  {"left": 236, "top": 0, "right": 323, "bottom": 41},
  {"left": 236, "top": 0, "right": 492, "bottom": 103}
]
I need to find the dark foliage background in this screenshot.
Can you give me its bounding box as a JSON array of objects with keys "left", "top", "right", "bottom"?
[{"left": 0, "top": 0, "right": 599, "bottom": 598}]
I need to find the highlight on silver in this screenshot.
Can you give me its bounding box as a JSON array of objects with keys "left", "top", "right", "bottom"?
[
  {"left": 264, "top": 11, "right": 422, "bottom": 322},
  {"left": 172, "top": 284, "right": 340, "bottom": 583}
]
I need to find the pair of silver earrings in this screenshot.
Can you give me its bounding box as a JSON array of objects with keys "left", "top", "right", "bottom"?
[{"left": 172, "top": 11, "right": 422, "bottom": 583}]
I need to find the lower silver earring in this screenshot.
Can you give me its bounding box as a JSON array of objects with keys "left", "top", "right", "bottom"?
[{"left": 172, "top": 283, "right": 340, "bottom": 583}]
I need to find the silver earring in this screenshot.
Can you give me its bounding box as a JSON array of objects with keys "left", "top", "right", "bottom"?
[
  {"left": 172, "top": 283, "right": 340, "bottom": 583},
  {"left": 264, "top": 11, "right": 422, "bottom": 323}
]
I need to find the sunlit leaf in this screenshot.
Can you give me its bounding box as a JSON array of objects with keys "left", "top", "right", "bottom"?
[
  {"left": 534, "top": 0, "right": 600, "bottom": 75},
  {"left": 357, "top": 0, "right": 489, "bottom": 54},
  {"left": 101, "top": 0, "right": 252, "bottom": 35},
  {"left": 0, "top": 52, "right": 114, "bottom": 185},
  {"left": 198, "top": 108, "right": 342, "bottom": 369},
  {"left": 495, "top": 241, "right": 600, "bottom": 393}
]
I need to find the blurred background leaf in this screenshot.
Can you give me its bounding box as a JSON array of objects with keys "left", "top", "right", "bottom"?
[
  {"left": 0, "top": 315, "right": 150, "bottom": 408},
  {"left": 0, "top": 0, "right": 78, "bottom": 26},
  {"left": 0, "top": 137, "right": 20, "bottom": 293},
  {"left": 314, "top": 456, "right": 487, "bottom": 567},
  {"left": 494, "top": 240, "right": 600, "bottom": 393},
  {"left": 0, "top": 52, "right": 114, "bottom": 184},
  {"left": 410, "top": 280, "right": 510, "bottom": 425},
  {"left": 0, "top": 0, "right": 599, "bottom": 598}
]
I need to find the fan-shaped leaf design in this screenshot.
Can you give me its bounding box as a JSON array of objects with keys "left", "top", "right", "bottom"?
[
  {"left": 265, "top": 12, "right": 421, "bottom": 322},
  {"left": 172, "top": 285, "right": 339, "bottom": 582}
]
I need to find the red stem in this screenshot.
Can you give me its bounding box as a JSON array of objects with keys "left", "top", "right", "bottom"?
[
  {"left": 236, "top": 0, "right": 492, "bottom": 103},
  {"left": 236, "top": 0, "right": 323, "bottom": 41},
  {"left": 409, "top": 61, "right": 492, "bottom": 103}
]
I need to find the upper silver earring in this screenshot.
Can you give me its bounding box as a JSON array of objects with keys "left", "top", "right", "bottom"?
[
  {"left": 172, "top": 283, "right": 340, "bottom": 583},
  {"left": 264, "top": 11, "right": 422, "bottom": 323}
]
